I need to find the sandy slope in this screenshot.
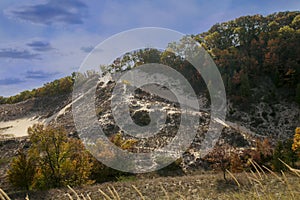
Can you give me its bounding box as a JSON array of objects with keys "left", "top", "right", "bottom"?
[{"left": 0, "top": 116, "right": 42, "bottom": 137}]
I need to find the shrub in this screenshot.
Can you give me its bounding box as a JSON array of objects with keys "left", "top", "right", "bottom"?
[
  {"left": 89, "top": 132, "right": 137, "bottom": 183},
  {"left": 8, "top": 150, "right": 35, "bottom": 190},
  {"left": 230, "top": 153, "right": 243, "bottom": 173},
  {"left": 292, "top": 127, "right": 300, "bottom": 156},
  {"left": 8, "top": 124, "right": 93, "bottom": 190},
  {"left": 272, "top": 139, "right": 298, "bottom": 171},
  {"left": 206, "top": 144, "right": 233, "bottom": 181},
  {"left": 251, "top": 138, "right": 273, "bottom": 167}
]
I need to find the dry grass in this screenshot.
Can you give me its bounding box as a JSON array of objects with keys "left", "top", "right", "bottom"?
[
  {"left": 226, "top": 160, "right": 300, "bottom": 200},
  {"left": 1, "top": 161, "right": 300, "bottom": 200}
]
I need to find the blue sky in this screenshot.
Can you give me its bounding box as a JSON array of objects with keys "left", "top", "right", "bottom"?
[{"left": 0, "top": 0, "right": 299, "bottom": 97}]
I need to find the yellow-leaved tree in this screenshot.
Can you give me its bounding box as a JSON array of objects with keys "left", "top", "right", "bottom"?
[
  {"left": 8, "top": 124, "right": 93, "bottom": 190},
  {"left": 292, "top": 127, "right": 300, "bottom": 157}
]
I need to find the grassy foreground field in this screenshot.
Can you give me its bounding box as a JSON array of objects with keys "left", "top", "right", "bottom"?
[{"left": 1, "top": 164, "right": 300, "bottom": 200}]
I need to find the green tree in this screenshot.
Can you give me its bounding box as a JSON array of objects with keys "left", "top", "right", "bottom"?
[
  {"left": 272, "top": 139, "right": 298, "bottom": 171},
  {"left": 0, "top": 96, "right": 5, "bottom": 104},
  {"left": 291, "top": 14, "right": 300, "bottom": 29}
]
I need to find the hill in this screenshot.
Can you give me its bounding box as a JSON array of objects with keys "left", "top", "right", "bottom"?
[{"left": 0, "top": 11, "right": 299, "bottom": 199}]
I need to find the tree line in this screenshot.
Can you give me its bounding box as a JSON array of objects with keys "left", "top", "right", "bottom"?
[
  {"left": 0, "top": 76, "right": 74, "bottom": 105},
  {"left": 2, "top": 11, "right": 300, "bottom": 105}
]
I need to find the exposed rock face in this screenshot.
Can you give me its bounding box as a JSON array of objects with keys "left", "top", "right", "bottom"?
[
  {"left": 227, "top": 79, "right": 300, "bottom": 140},
  {"left": 0, "top": 74, "right": 299, "bottom": 171},
  {"left": 228, "top": 100, "right": 299, "bottom": 139},
  {"left": 67, "top": 74, "right": 261, "bottom": 170}
]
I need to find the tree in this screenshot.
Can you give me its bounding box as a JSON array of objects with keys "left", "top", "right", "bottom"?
[
  {"left": 138, "top": 48, "right": 161, "bottom": 64},
  {"left": 239, "top": 72, "right": 251, "bottom": 97},
  {"left": 8, "top": 150, "right": 35, "bottom": 190},
  {"left": 196, "top": 11, "right": 300, "bottom": 101},
  {"left": 9, "top": 124, "right": 93, "bottom": 190},
  {"left": 28, "top": 124, "right": 93, "bottom": 189},
  {"left": 206, "top": 144, "right": 234, "bottom": 181},
  {"left": 292, "top": 127, "right": 300, "bottom": 157},
  {"left": 291, "top": 14, "right": 300, "bottom": 29},
  {"left": 0, "top": 96, "right": 5, "bottom": 104}
]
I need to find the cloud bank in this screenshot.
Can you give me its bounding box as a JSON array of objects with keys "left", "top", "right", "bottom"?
[
  {"left": 27, "top": 41, "right": 53, "bottom": 52},
  {"left": 5, "top": 0, "right": 88, "bottom": 25},
  {"left": 0, "top": 48, "right": 39, "bottom": 59}
]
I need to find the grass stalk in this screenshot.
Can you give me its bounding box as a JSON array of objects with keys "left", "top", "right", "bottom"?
[
  {"left": 98, "top": 189, "right": 112, "bottom": 200},
  {"left": 132, "top": 185, "right": 145, "bottom": 200},
  {"left": 67, "top": 185, "right": 80, "bottom": 200}
]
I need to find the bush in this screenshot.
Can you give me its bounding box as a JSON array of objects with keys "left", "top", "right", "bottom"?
[
  {"left": 89, "top": 132, "right": 137, "bottom": 183},
  {"left": 272, "top": 139, "right": 298, "bottom": 171},
  {"left": 250, "top": 138, "right": 273, "bottom": 167},
  {"left": 8, "top": 124, "right": 93, "bottom": 190},
  {"left": 292, "top": 127, "right": 300, "bottom": 156},
  {"left": 8, "top": 150, "right": 35, "bottom": 190}
]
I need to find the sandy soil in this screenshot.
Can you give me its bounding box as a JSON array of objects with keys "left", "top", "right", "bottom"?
[{"left": 0, "top": 116, "right": 42, "bottom": 137}]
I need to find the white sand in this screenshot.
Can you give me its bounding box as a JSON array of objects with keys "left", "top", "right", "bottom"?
[{"left": 0, "top": 117, "right": 42, "bottom": 138}]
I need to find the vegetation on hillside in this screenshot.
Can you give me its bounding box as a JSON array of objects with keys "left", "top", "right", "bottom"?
[
  {"left": 2, "top": 161, "right": 300, "bottom": 199},
  {"left": 196, "top": 11, "right": 300, "bottom": 101},
  {"left": 7, "top": 126, "right": 138, "bottom": 191},
  {"left": 3, "top": 11, "right": 300, "bottom": 197},
  {"left": 103, "top": 11, "right": 300, "bottom": 102},
  {"left": 0, "top": 76, "right": 73, "bottom": 105},
  {"left": 6, "top": 124, "right": 300, "bottom": 192},
  {"left": 205, "top": 131, "right": 299, "bottom": 181},
  {"left": 1, "top": 12, "right": 299, "bottom": 105},
  {"left": 292, "top": 127, "right": 300, "bottom": 156},
  {"left": 8, "top": 125, "right": 93, "bottom": 190}
]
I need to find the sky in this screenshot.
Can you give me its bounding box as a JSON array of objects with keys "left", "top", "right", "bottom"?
[{"left": 0, "top": 0, "right": 299, "bottom": 97}]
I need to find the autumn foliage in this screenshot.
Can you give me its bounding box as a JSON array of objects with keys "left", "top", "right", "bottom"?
[
  {"left": 8, "top": 124, "right": 93, "bottom": 190},
  {"left": 8, "top": 150, "right": 35, "bottom": 190},
  {"left": 0, "top": 76, "right": 74, "bottom": 105},
  {"left": 292, "top": 127, "right": 300, "bottom": 156}
]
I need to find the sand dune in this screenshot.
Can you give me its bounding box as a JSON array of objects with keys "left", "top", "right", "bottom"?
[{"left": 0, "top": 116, "right": 42, "bottom": 138}]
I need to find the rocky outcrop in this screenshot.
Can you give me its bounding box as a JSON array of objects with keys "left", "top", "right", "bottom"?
[{"left": 0, "top": 74, "right": 299, "bottom": 171}]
